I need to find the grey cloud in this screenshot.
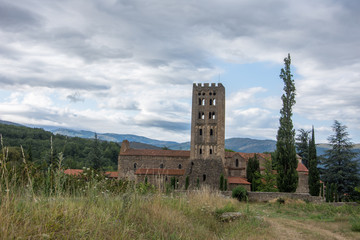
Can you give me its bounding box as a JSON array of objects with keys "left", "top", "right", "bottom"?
[
  {"left": 0, "top": 1, "right": 42, "bottom": 31},
  {"left": 137, "top": 120, "right": 190, "bottom": 132},
  {"left": 67, "top": 92, "right": 84, "bottom": 103},
  {"left": 0, "top": 74, "right": 110, "bottom": 91}
]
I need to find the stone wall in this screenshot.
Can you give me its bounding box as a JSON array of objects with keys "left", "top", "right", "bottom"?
[
  {"left": 247, "top": 192, "right": 323, "bottom": 203},
  {"left": 118, "top": 155, "right": 189, "bottom": 179},
  {"left": 221, "top": 191, "right": 323, "bottom": 203}
]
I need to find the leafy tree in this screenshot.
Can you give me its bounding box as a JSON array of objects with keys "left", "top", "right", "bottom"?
[
  {"left": 256, "top": 159, "right": 278, "bottom": 192},
  {"left": 246, "top": 154, "right": 260, "bottom": 191},
  {"left": 274, "top": 53, "right": 298, "bottom": 192},
  {"left": 322, "top": 120, "right": 359, "bottom": 200},
  {"left": 296, "top": 129, "right": 310, "bottom": 168},
  {"left": 308, "top": 126, "right": 320, "bottom": 196}
]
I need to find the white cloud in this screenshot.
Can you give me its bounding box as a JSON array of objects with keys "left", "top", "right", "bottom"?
[{"left": 0, "top": 0, "right": 359, "bottom": 142}]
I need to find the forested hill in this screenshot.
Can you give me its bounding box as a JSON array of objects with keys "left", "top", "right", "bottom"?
[{"left": 0, "top": 123, "right": 120, "bottom": 170}]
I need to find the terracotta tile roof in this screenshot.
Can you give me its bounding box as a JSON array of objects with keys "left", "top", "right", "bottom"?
[
  {"left": 105, "top": 171, "right": 118, "bottom": 178},
  {"left": 227, "top": 177, "right": 251, "bottom": 185},
  {"left": 225, "top": 152, "right": 270, "bottom": 160},
  {"left": 296, "top": 162, "right": 309, "bottom": 172},
  {"left": 120, "top": 149, "right": 190, "bottom": 157},
  {"left": 135, "top": 168, "right": 185, "bottom": 176},
  {"left": 64, "top": 169, "right": 83, "bottom": 176}
]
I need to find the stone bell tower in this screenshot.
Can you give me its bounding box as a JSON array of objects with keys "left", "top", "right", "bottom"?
[{"left": 190, "top": 83, "right": 225, "bottom": 161}]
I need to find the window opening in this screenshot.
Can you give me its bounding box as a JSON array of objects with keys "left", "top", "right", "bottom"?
[
  {"left": 213, "top": 99, "right": 216, "bottom": 105},
  {"left": 134, "top": 163, "right": 137, "bottom": 169},
  {"left": 178, "top": 164, "right": 182, "bottom": 169},
  {"left": 199, "top": 128, "right": 202, "bottom": 135},
  {"left": 212, "top": 112, "right": 215, "bottom": 119},
  {"left": 201, "top": 112, "right": 205, "bottom": 119},
  {"left": 160, "top": 163, "right": 164, "bottom": 169},
  {"left": 203, "top": 174, "right": 206, "bottom": 181},
  {"left": 199, "top": 148, "right": 202, "bottom": 154},
  {"left": 213, "top": 92, "right": 216, "bottom": 95},
  {"left": 210, "top": 99, "right": 213, "bottom": 105},
  {"left": 198, "top": 98, "right": 201, "bottom": 105},
  {"left": 210, "top": 149, "right": 212, "bottom": 154},
  {"left": 202, "top": 99, "right": 205, "bottom": 105},
  {"left": 198, "top": 92, "right": 201, "bottom": 96},
  {"left": 202, "top": 92, "right": 205, "bottom": 95},
  {"left": 210, "top": 129, "right": 213, "bottom": 136},
  {"left": 209, "top": 92, "right": 212, "bottom": 96},
  {"left": 236, "top": 159, "right": 239, "bottom": 167},
  {"left": 209, "top": 112, "right": 212, "bottom": 119}
]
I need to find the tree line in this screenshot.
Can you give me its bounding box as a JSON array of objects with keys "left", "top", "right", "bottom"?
[{"left": 0, "top": 123, "right": 120, "bottom": 171}]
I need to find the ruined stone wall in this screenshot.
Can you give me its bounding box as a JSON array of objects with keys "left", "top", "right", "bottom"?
[{"left": 186, "top": 157, "right": 225, "bottom": 189}]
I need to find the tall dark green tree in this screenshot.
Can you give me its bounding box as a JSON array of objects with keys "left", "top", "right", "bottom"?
[
  {"left": 308, "top": 126, "right": 320, "bottom": 196},
  {"left": 90, "top": 133, "right": 102, "bottom": 170},
  {"left": 246, "top": 154, "right": 260, "bottom": 191},
  {"left": 275, "top": 53, "right": 298, "bottom": 192},
  {"left": 296, "top": 129, "right": 310, "bottom": 168},
  {"left": 322, "top": 120, "right": 359, "bottom": 200}
]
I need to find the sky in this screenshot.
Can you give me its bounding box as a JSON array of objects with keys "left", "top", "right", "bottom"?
[{"left": 0, "top": 0, "right": 359, "bottom": 143}]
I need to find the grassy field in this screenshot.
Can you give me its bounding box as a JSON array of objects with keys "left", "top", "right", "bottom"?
[{"left": 1, "top": 187, "right": 360, "bottom": 240}]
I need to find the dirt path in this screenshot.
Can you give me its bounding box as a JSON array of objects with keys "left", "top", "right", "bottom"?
[{"left": 265, "top": 217, "right": 351, "bottom": 240}]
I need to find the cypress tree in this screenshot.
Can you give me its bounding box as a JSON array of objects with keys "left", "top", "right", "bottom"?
[
  {"left": 219, "top": 174, "right": 224, "bottom": 191},
  {"left": 308, "top": 126, "right": 320, "bottom": 196},
  {"left": 90, "top": 133, "right": 102, "bottom": 170},
  {"left": 275, "top": 53, "right": 298, "bottom": 192},
  {"left": 296, "top": 129, "right": 310, "bottom": 168},
  {"left": 185, "top": 176, "right": 189, "bottom": 190},
  {"left": 224, "top": 179, "right": 228, "bottom": 191},
  {"left": 246, "top": 154, "right": 260, "bottom": 191}
]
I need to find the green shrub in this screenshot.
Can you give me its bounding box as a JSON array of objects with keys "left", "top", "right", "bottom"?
[
  {"left": 350, "top": 216, "right": 360, "bottom": 232},
  {"left": 214, "top": 202, "right": 236, "bottom": 217},
  {"left": 232, "top": 186, "right": 248, "bottom": 201}
]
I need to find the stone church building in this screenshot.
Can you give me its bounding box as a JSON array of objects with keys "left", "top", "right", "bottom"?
[{"left": 118, "top": 83, "right": 309, "bottom": 192}]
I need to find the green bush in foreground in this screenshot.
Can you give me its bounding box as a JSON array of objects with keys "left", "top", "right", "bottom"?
[
  {"left": 351, "top": 216, "right": 360, "bottom": 232},
  {"left": 232, "top": 186, "right": 248, "bottom": 201}
]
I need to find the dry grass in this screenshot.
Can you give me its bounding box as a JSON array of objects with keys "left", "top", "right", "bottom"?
[{"left": 0, "top": 185, "right": 359, "bottom": 239}]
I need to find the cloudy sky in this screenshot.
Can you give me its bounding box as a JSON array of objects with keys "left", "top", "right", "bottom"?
[{"left": 0, "top": 0, "right": 359, "bottom": 143}]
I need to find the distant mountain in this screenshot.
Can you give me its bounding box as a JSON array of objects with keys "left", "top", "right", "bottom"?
[
  {"left": 0, "top": 120, "right": 23, "bottom": 127},
  {"left": 51, "top": 128, "right": 178, "bottom": 148}
]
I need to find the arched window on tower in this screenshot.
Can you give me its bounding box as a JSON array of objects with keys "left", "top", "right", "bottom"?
[
  {"left": 212, "top": 112, "right": 216, "bottom": 119},
  {"left": 198, "top": 98, "right": 202, "bottom": 105},
  {"left": 209, "top": 112, "right": 212, "bottom": 119},
  {"left": 201, "top": 112, "right": 205, "bottom": 119},
  {"left": 209, "top": 99, "right": 213, "bottom": 105},
  {"left": 209, "top": 148, "right": 212, "bottom": 154},
  {"left": 203, "top": 174, "right": 206, "bottom": 181},
  {"left": 210, "top": 129, "right": 213, "bottom": 136},
  {"left": 213, "top": 99, "right": 216, "bottom": 105},
  {"left": 199, "top": 148, "right": 202, "bottom": 155},
  {"left": 199, "top": 128, "right": 202, "bottom": 135},
  {"left": 202, "top": 99, "right": 205, "bottom": 105}
]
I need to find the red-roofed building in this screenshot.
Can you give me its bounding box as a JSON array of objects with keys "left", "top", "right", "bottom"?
[{"left": 64, "top": 169, "right": 83, "bottom": 176}]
